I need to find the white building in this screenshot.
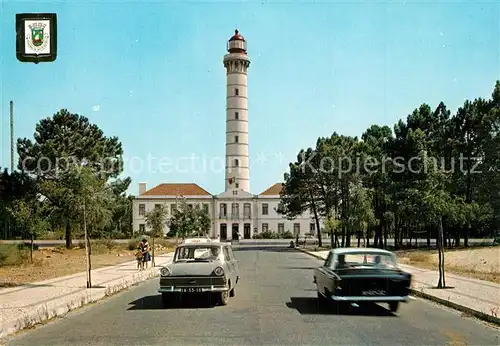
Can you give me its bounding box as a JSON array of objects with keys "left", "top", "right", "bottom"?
[{"left": 132, "top": 30, "right": 318, "bottom": 240}]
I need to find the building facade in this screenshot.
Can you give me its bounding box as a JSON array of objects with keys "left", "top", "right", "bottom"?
[{"left": 132, "top": 30, "right": 319, "bottom": 239}]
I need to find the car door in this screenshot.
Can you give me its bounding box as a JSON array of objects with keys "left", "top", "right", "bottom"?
[
  {"left": 315, "top": 252, "right": 337, "bottom": 295},
  {"left": 222, "top": 246, "right": 236, "bottom": 284},
  {"left": 228, "top": 246, "right": 239, "bottom": 283}
]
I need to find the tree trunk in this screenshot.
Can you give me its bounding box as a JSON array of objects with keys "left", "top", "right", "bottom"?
[
  {"left": 383, "top": 218, "right": 388, "bottom": 249},
  {"left": 437, "top": 229, "right": 443, "bottom": 288},
  {"left": 84, "top": 203, "right": 91, "bottom": 288},
  {"left": 440, "top": 216, "right": 446, "bottom": 288},
  {"left": 30, "top": 233, "right": 34, "bottom": 263},
  {"left": 308, "top": 192, "right": 322, "bottom": 248},
  {"left": 454, "top": 227, "right": 461, "bottom": 247},
  {"left": 464, "top": 224, "right": 470, "bottom": 247},
  {"left": 427, "top": 226, "right": 431, "bottom": 248},
  {"left": 87, "top": 235, "right": 92, "bottom": 288},
  {"left": 65, "top": 221, "right": 72, "bottom": 249}
]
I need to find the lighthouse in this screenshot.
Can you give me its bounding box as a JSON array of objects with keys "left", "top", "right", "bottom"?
[{"left": 224, "top": 29, "right": 251, "bottom": 193}]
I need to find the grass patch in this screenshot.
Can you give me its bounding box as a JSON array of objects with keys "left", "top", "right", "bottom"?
[
  {"left": 396, "top": 246, "right": 500, "bottom": 284},
  {"left": 0, "top": 244, "right": 30, "bottom": 266},
  {"left": 0, "top": 240, "right": 175, "bottom": 286}
]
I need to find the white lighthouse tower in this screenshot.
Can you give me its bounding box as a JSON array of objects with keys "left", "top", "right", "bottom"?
[{"left": 224, "top": 29, "right": 251, "bottom": 192}]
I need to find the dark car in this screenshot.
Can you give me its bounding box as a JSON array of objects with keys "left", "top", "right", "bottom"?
[{"left": 313, "top": 248, "right": 412, "bottom": 312}]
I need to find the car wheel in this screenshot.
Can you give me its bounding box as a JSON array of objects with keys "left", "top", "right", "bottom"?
[
  {"left": 389, "top": 302, "right": 399, "bottom": 312},
  {"left": 218, "top": 291, "right": 229, "bottom": 306}
]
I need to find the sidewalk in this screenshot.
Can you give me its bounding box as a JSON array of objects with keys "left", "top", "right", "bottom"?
[
  {"left": 0, "top": 253, "right": 174, "bottom": 339},
  {"left": 299, "top": 249, "right": 500, "bottom": 325}
]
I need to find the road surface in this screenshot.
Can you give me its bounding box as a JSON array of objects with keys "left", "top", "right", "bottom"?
[{"left": 6, "top": 246, "right": 500, "bottom": 345}]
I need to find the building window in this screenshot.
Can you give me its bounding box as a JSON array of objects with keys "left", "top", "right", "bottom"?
[
  {"left": 235, "top": 112, "right": 239, "bottom": 119},
  {"left": 235, "top": 183, "right": 239, "bottom": 188},
  {"left": 139, "top": 224, "right": 145, "bottom": 233},
  {"left": 203, "top": 203, "right": 209, "bottom": 213},
  {"left": 232, "top": 190, "right": 238, "bottom": 195},
  {"left": 139, "top": 204, "right": 145, "bottom": 216},
  {"left": 231, "top": 203, "right": 239, "bottom": 218},
  {"left": 244, "top": 203, "right": 251, "bottom": 218},
  {"left": 170, "top": 204, "right": 176, "bottom": 215},
  {"left": 293, "top": 223, "right": 300, "bottom": 236},
  {"left": 235, "top": 88, "right": 239, "bottom": 96},
  {"left": 155, "top": 204, "right": 161, "bottom": 210},
  {"left": 235, "top": 135, "right": 239, "bottom": 143},
  {"left": 262, "top": 203, "right": 268, "bottom": 215},
  {"left": 220, "top": 203, "right": 227, "bottom": 217},
  {"left": 278, "top": 223, "right": 284, "bottom": 233},
  {"left": 234, "top": 159, "right": 239, "bottom": 166},
  {"left": 310, "top": 223, "right": 315, "bottom": 232},
  {"left": 262, "top": 223, "right": 268, "bottom": 232}
]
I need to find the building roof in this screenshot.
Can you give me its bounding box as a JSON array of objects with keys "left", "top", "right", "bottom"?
[
  {"left": 259, "top": 183, "right": 283, "bottom": 196},
  {"left": 141, "top": 183, "right": 212, "bottom": 196}
]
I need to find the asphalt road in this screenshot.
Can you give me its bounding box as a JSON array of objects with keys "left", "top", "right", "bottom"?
[{"left": 6, "top": 246, "right": 500, "bottom": 346}]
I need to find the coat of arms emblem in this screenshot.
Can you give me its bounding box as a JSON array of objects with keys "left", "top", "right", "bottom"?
[{"left": 26, "top": 22, "right": 49, "bottom": 52}]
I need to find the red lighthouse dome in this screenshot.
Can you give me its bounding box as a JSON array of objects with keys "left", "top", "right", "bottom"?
[
  {"left": 227, "top": 29, "right": 247, "bottom": 54},
  {"left": 229, "top": 29, "right": 245, "bottom": 42}
]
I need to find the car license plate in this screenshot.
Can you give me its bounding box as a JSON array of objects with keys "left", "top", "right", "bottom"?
[
  {"left": 180, "top": 288, "right": 202, "bottom": 293},
  {"left": 362, "top": 289, "right": 386, "bottom": 296}
]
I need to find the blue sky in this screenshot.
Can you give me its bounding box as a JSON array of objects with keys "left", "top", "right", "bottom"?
[{"left": 1, "top": 0, "right": 499, "bottom": 196}]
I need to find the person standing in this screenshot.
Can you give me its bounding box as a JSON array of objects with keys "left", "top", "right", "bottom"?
[{"left": 140, "top": 238, "right": 151, "bottom": 269}]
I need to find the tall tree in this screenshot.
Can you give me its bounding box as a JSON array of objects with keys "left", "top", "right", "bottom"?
[
  {"left": 168, "top": 199, "right": 211, "bottom": 239},
  {"left": 17, "top": 109, "right": 126, "bottom": 248}
]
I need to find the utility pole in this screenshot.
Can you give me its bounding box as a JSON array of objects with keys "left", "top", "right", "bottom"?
[{"left": 10, "top": 101, "right": 14, "bottom": 173}]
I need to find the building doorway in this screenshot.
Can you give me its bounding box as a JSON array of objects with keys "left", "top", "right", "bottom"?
[
  {"left": 220, "top": 224, "right": 227, "bottom": 240},
  {"left": 232, "top": 224, "right": 239, "bottom": 240},
  {"left": 244, "top": 224, "right": 251, "bottom": 239}
]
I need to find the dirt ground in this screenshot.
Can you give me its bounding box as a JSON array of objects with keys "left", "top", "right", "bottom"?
[
  {"left": 396, "top": 247, "right": 500, "bottom": 284},
  {"left": 0, "top": 244, "right": 174, "bottom": 287}
]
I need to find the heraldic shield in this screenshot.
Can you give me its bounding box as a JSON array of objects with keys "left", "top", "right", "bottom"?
[
  {"left": 16, "top": 13, "right": 57, "bottom": 63},
  {"left": 31, "top": 25, "right": 44, "bottom": 47}
]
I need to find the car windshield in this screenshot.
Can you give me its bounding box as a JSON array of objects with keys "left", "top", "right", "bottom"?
[
  {"left": 335, "top": 252, "right": 397, "bottom": 270},
  {"left": 174, "top": 246, "right": 221, "bottom": 262}
]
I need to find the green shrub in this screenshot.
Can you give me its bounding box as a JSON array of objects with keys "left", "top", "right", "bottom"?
[{"left": 260, "top": 231, "right": 277, "bottom": 239}]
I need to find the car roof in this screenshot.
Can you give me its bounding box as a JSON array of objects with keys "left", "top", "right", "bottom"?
[
  {"left": 329, "top": 247, "right": 394, "bottom": 255},
  {"left": 182, "top": 237, "right": 212, "bottom": 244},
  {"left": 177, "top": 242, "right": 228, "bottom": 248}
]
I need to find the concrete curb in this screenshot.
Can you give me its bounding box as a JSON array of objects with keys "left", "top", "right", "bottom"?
[
  {"left": 409, "top": 288, "right": 500, "bottom": 326},
  {"left": 0, "top": 255, "right": 173, "bottom": 339},
  {"left": 295, "top": 247, "right": 500, "bottom": 326}
]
